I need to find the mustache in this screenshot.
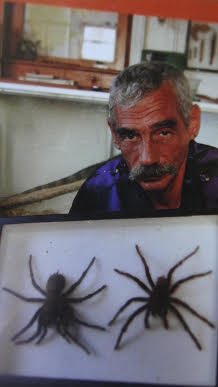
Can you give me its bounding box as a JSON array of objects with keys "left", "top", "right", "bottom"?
[{"left": 129, "top": 163, "right": 178, "bottom": 181}]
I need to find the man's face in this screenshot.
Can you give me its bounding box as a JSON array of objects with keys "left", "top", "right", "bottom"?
[{"left": 110, "top": 82, "right": 200, "bottom": 192}]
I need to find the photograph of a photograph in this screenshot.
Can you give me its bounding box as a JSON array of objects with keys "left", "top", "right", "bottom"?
[{"left": 0, "top": 0, "right": 218, "bottom": 386}]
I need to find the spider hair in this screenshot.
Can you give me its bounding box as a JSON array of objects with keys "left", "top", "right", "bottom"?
[{"left": 108, "top": 62, "right": 192, "bottom": 129}]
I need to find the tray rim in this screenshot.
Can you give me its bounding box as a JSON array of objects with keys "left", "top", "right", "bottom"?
[{"left": 0, "top": 212, "right": 217, "bottom": 387}]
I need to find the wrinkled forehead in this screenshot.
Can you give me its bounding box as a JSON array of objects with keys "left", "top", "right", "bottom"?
[
  {"left": 113, "top": 82, "right": 181, "bottom": 125},
  {"left": 113, "top": 79, "right": 177, "bottom": 106}
]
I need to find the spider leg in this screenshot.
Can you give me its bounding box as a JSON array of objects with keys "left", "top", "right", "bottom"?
[
  {"left": 170, "top": 297, "right": 215, "bottom": 328},
  {"left": 114, "top": 304, "right": 147, "bottom": 350},
  {"left": 67, "top": 284, "right": 107, "bottom": 303},
  {"left": 63, "top": 257, "right": 96, "bottom": 296},
  {"left": 14, "top": 322, "right": 43, "bottom": 345},
  {"left": 11, "top": 307, "right": 43, "bottom": 341},
  {"left": 61, "top": 327, "right": 91, "bottom": 355},
  {"left": 36, "top": 326, "right": 48, "bottom": 344},
  {"left": 170, "top": 271, "right": 212, "bottom": 294},
  {"left": 135, "top": 245, "right": 155, "bottom": 288},
  {"left": 167, "top": 246, "right": 199, "bottom": 284},
  {"left": 108, "top": 297, "right": 148, "bottom": 326},
  {"left": 114, "top": 269, "right": 151, "bottom": 294},
  {"left": 162, "top": 311, "right": 169, "bottom": 329},
  {"left": 2, "top": 287, "right": 44, "bottom": 303},
  {"left": 74, "top": 317, "right": 105, "bottom": 331},
  {"left": 144, "top": 308, "right": 150, "bottom": 328},
  {"left": 56, "top": 324, "right": 71, "bottom": 344},
  {"left": 29, "top": 255, "right": 46, "bottom": 296},
  {"left": 169, "top": 304, "right": 202, "bottom": 350}
]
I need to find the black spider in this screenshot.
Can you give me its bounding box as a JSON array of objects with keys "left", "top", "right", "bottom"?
[
  {"left": 3, "top": 255, "right": 107, "bottom": 354},
  {"left": 109, "top": 245, "right": 215, "bottom": 351}
]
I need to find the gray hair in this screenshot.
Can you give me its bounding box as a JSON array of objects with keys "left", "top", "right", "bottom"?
[{"left": 108, "top": 62, "right": 192, "bottom": 128}]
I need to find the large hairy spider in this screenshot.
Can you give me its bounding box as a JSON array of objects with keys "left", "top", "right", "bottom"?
[
  {"left": 109, "top": 245, "right": 215, "bottom": 351},
  {"left": 3, "top": 255, "right": 107, "bottom": 354}
]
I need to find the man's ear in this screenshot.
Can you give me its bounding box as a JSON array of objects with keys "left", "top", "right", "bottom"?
[
  {"left": 188, "top": 104, "right": 201, "bottom": 140},
  {"left": 107, "top": 118, "right": 120, "bottom": 149}
]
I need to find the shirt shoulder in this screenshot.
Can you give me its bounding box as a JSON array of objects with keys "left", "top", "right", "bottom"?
[
  {"left": 84, "top": 155, "right": 128, "bottom": 192},
  {"left": 193, "top": 142, "right": 218, "bottom": 180},
  {"left": 69, "top": 156, "right": 128, "bottom": 215},
  {"left": 194, "top": 142, "right": 218, "bottom": 160},
  {"left": 193, "top": 141, "right": 218, "bottom": 209}
]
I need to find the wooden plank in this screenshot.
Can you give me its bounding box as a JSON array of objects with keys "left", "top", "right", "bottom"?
[
  {"left": 7, "top": 3, "right": 24, "bottom": 57},
  {"left": 5, "top": 61, "right": 116, "bottom": 90},
  {"left": 1, "top": 0, "right": 218, "bottom": 23}
]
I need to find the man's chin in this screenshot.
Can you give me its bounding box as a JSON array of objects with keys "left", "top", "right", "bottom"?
[{"left": 138, "top": 174, "right": 174, "bottom": 191}]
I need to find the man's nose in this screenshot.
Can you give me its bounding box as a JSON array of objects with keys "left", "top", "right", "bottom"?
[{"left": 139, "top": 139, "right": 158, "bottom": 166}]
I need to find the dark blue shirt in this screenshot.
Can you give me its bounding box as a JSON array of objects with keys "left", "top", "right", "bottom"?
[{"left": 69, "top": 141, "right": 218, "bottom": 217}]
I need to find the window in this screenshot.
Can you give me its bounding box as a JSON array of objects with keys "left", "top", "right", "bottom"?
[
  {"left": 81, "top": 25, "right": 116, "bottom": 62},
  {"left": 1, "top": 2, "right": 132, "bottom": 91}
]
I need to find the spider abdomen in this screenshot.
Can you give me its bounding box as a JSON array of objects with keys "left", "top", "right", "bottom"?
[
  {"left": 42, "top": 296, "right": 72, "bottom": 325},
  {"left": 149, "top": 276, "right": 169, "bottom": 316}
]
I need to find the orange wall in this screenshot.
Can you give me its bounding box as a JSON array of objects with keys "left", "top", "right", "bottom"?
[{"left": 1, "top": 0, "right": 218, "bottom": 23}]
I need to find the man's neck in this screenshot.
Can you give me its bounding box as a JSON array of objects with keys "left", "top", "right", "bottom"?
[{"left": 147, "top": 160, "right": 187, "bottom": 210}]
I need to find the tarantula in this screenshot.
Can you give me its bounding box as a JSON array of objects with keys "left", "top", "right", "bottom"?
[
  {"left": 109, "top": 245, "right": 215, "bottom": 351},
  {"left": 3, "top": 255, "right": 107, "bottom": 354}
]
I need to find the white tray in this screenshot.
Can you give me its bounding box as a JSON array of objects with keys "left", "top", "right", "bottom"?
[{"left": 0, "top": 215, "right": 217, "bottom": 386}]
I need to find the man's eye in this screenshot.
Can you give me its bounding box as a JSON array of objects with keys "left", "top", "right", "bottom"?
[
  {"left": 160, "top": 130, "right": 171, "bottom": 136},
  {"left": 127, "top": 132, "right": 136, "bottom": 139},
  {"left": 117, "top": 129, "right": 137, "bottom": 140}
]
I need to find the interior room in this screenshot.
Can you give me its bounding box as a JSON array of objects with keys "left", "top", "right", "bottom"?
[{"left": 0, "top": 1, "right": 217, "bottom": 216}]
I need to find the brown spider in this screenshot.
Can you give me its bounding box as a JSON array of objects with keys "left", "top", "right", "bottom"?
[
  {"left": 3, "top": 255, "right": 107, "bottom": 354},
  {"left": 109, "top": 245, "right": 215, "bottom": 351}
]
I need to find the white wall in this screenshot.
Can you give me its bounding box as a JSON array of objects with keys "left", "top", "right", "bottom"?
[
  {"left": 197, "top": 111, "right": 218, "bottom": 147},
  {"left": 144, "top": 17, "right": 188, "bottom": 53},
  {"left": 0, "top": 95, "right": 111, "bottom": 212}
]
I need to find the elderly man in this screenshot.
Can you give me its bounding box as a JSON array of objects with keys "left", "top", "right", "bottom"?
[{"left": 69, "top": 62, "right": 218, "bottom": 216}]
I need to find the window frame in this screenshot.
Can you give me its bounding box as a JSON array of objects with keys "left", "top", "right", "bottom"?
[{"left": 1, "top": 2, "right": 132, "bottom": 91}]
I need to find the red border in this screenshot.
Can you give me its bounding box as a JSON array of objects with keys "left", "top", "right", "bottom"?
[{"left": 1, "top": 0, "right": 218, "bottom": 22}]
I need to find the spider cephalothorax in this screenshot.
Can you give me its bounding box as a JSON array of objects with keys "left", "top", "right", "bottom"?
[
  {"left": 46, "top": 273, "right": 66, "bottom": 293},
  {"left": 109, "top": 245, "right": 215, "bottom": 351},
  {"left": 3, "top": 255, "right": 107, "bottom": 354}
]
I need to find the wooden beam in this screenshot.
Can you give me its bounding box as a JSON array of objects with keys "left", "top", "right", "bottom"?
[
  {"left": 1, "top": 0, "right": 218, "bottom": 23},
  {"left": 0, "top": 179, "right": 85, "bottom": 209}
]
